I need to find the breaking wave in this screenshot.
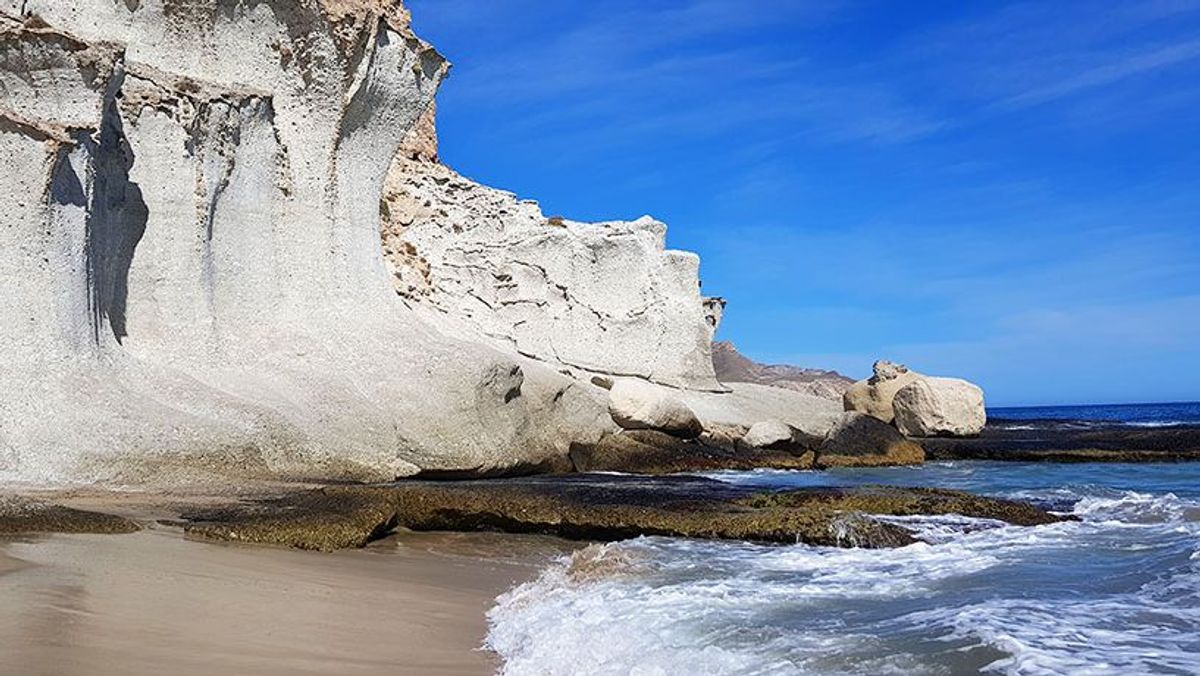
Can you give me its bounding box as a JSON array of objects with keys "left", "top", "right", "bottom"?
[{"left": 486, "top": 468, "right": 1200, "bottom": 675}]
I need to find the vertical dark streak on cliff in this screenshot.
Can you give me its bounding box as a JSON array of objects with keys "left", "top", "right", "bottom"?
[{"left": 83, "top": 96, "right": 148, "bottom": 345}]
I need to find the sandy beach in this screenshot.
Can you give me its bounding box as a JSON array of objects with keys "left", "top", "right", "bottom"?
[{"left": 0, "top": 524, "right": 571, "bottom": 676}]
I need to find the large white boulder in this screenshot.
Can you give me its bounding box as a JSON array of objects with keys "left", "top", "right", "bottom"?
[
  {"left": 893, "top": 377, "right": 986, "bottom": 437},
  {"left": 740, "top": 420, "right": 795, "bottom": 450},
  {"left": 843, "top": 360, "right": 921, "bottom": 423},
  {"left": 608, "top": 380, "right": 703, "bottom": 439}
]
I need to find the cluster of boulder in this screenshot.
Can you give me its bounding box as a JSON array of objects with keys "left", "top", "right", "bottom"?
[
  {"left": 844, "top": 361, "right": 987, "bottom": 438},
  {"left": 587, "top": 376, "right": 925, "bottom": 472}
]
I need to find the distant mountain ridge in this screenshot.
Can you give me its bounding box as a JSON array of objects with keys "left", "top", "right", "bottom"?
[{"left": 712, "top": 341, "right": 855, "bottom": 402}]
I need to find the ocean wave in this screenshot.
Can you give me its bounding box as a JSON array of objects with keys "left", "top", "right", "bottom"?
[
  {"left": 487, "top": 483, "right": 1200, "bottom": 675},
  {"left": 902, "top": 575, "right": 1200, "bottom": 675}
]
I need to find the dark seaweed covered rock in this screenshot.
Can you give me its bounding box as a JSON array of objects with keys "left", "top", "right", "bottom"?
[
  {"left": 817, "top": 412, "right": 925, "bottom": 467},
  {"left": 182, "top": 489, "right": 399, "bottom": 551},
  {"left": 0, "top": 496, "right": 139, "bottom": 535},
  {"left": 569, "top": 429, "right": 815, "bottom": 475},
  {"left": 183, "top": 475, "right": 1067, "bottom": 552},
  {"left": 922, "top": 423, "right": 1200, "bottom": 462}
]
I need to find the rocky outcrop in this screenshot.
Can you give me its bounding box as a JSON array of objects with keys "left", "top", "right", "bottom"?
[
  {"left": 893, "top": 377, "right": 986, "bottom": 437},
  {"left": 184, "top": 476, "right": 1069, "bottom": 551},
  {"left": 380, "top": 124, "right": 723, "bottom": 391},
  {"left": 0, "top": 1, "right": 612, "bottom": 484},
  {"left": 817, "top": 412, "right": 925, "bottom": 468},
  {"left": 740, "top": 420, "right": 796, "bottom": 450},
  {"left": 0, "top": 496, "right": 140, "bottom": 534},
  {"left": 568, "top": 430, "right": 815, "bottom": 474},
  {"left": 843, "top": 361, "right": 921, "bottom": 423},
  {"left": 678, "top": 382, "right": 843, "bottom": 438},
  {"left": 0, "top": 0, "right": 934, "bottom": 486},
  {"left": 712, "top": 341, "right": 854, "bottom": 402},
  {"left": 607, "top": 379, "right": 703, "bottom": 439},
  {"left": 844, "top": 361, "right": 987, "bottom": 438}
]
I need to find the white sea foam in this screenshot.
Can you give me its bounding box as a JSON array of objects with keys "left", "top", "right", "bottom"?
[{"left": 486, "top": 484, "right": 1200, "bottom": 675}]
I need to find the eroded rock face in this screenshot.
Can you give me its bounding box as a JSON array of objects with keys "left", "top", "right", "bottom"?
[
  {"left": 893, "top": 377, "right": 986, "bottom": 437},
  {"left": 568, "top": 430, "right": 815, "bottom": 475},
  {"left": 817, "top": 412, "right": 925, "bottom": 468},
  {"left": 0, "top": 1, "right": 610, "bottom": 484},
  {"left": 843, "top": 360, "right": 922, "bottom": 423},
  {"left": 380, "top": 138, "right": 723, "bottom": 391},
  {"left": 844, "top": 361, "right": 987, "bottom": 438}
]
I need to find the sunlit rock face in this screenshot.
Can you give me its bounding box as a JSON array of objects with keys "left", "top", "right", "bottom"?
[
  {"left": 0, "top": 0, "right": 609, "bottom": 484},
  {"left": 380, "top": 116, "right": 725, "bottom": 392}
]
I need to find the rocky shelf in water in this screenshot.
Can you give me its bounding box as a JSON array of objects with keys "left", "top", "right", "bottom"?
[
  {"left": 0, "top": 497, "right": 140, "bottom": 535},
  {"left": 180, "top": 475, "right": 1067, "bottom": 552},
  {"left": 922, "top": 423, "right": 1200, "bottom": 462}
]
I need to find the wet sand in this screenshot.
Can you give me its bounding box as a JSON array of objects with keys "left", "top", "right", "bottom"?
[{"left": 0, "top": 525, "right": 571, "bottom": 675}]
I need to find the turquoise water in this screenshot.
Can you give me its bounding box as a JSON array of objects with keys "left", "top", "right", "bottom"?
[{"left": 487, "top": 462, "right": 1200, "bottom": 675}]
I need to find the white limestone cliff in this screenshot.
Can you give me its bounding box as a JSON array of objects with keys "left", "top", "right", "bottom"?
[
  {"left": 0, "top": 0, "right": 611, "bottom": 484},
  {"left": 0, "top": 0, "right": 923, "bottom": 485},
  {"left": 380, "top": 118, "right": 725, "bottom": 392}
]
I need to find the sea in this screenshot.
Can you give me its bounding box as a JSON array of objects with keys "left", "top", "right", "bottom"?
[{"left": 485, "top": 402, "right": 1200, "bottom": 675}]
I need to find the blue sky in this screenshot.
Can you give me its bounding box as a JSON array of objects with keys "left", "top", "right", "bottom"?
[{"left": 407, "top": 0, "right": 1200, "bottom": 406}]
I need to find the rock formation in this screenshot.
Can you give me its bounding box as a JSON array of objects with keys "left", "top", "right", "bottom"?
[
  {"left": 183, "top": 477, "right": 1068, "bottom": 551},
  {"left": 712, "top": 341, "right": 854, "bottom": 401},
  {"left": 843, "top": 360, "right": 921, "bottom": 423},
  {"left": 607, "top": 379, "right": 703, "bottom": 439},
  {"left": 0, "top": 0, "right": 611, "bottom": 484},
  {"left": 740, "top": 420, "right": 796, "bottom": 450},
  {"left": 893, "top": 377, "right": 986, "bottom": 437},
  {"left": 817, "top": 412, "right": 925, "bottom": 467},
  {"left": 844, "top": 361, "right": 986, "bottom": 438},
  {"left": 380, "top": 124, "right": 724, "bottom": 391},
  {"left": 0, "top": 0, "right": 939, "bottom": 485}
]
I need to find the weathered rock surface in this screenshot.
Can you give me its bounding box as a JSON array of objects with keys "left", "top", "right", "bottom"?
[
  {"left": 0, "top": 1, "right": 612, "bottom": 484},
  {"left": 183, "top": 476, "right": 1068, "bottom": 551},
  {"left": 817, "top": 413, "right": 925, "bottom": 468},
  {"left": 569, "top": 430, "right": 815, "bottom": 475},
  {"left": 844, "top": 360, "right": 988, "bottom": 439},
  {"left": 741, "top": 420, "right": 796, "bottom": 449},
  {"left": 893, "top": 377, "right": 986, "bottom": 437},
  {"left": 380, "top": 135, "right": 723, "bottom": 391},
  {"left": 678, "top": 382, "right": 843, "bottom": 437},
  {"left": 923, "top": 423, "right": 1200, "bottom": 463},
  {"left": 0, "top": 496, "right": 139, "bottom": 534},
  {"left": 712, "top": 341, "right": 855, "bottom": 401},
  {"left": 0, "top": 0, "right": 931, "bottom": 486},
  {"left": 607, "top": 379, "right": 703, "bottom": 438},
  {"left": 843, "top": 360, "right": 922, "bottom": 423}
]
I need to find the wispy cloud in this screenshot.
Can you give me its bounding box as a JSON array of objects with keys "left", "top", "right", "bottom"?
[{"left": 997, "top": 38, "right": 1200, "bottom": 110}]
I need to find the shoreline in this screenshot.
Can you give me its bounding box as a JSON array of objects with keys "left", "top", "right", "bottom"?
[
  {"left": 2, "top": 453, "right": 1197, "bottom": 674},
  {"left": 0, "top": 524, "right": 570, "bottom": 676}
]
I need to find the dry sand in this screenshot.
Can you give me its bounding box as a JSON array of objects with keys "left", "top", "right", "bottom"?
[{"left": 0, "top": 524, "right": 572, "bottom": 675}]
